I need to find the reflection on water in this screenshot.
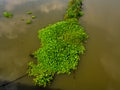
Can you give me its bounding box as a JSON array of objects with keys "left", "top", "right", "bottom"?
[
  {"left": 0, "top": 0, "right": 67, "bottom": 87},
  {"left": 0, "top": 80, "right": 61, "bottom": 90},
  {"left": 39, "top": 0, "right": 66, "bottom": 13},
  {"left": 1, "top": 0, "right": 67, "bottom": 13},
  {"left": 1, "top": 0, "right": 37, "bottom": 11},
  {"left": 0, "top": 0, "right": 67, "bottom": 39},
  {"left": 0, "top": 0, "right": 120, "bottom": 90}
]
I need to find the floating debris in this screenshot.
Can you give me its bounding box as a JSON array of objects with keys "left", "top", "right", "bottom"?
[{"left": 3, "top": 11, "right": 13, "bottom": 18}]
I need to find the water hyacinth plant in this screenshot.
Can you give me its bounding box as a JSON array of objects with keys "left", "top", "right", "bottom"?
[
  {"left": 28, "top": 0, "right": 88, "bottom": 87},
  {"left": 64, "top": 0, "right": 84, "bottom": 19}
]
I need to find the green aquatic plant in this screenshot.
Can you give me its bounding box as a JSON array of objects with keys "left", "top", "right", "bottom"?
[
  {"left": 32, "top": 15, "right": 36, "bottom": 19},
  {"left": 64, "top": 0, "right": 83, "bottom": 19},
  {"left": 3, "top": 11, "right": 13, "bottom": 18},
  {"left": 26, "top": 11, "right": 32, "bottom": 15},
  {"left": 28, "top": 0, "right": 88, "bottom": 87},
  {"left": 28, "top": 18, "right": 88, "bottom": 86},
  {"left": 26, "top": 19, "right": 32, "bottom": 24}
]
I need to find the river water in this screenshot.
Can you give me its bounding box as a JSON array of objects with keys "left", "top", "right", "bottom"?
[{"left": 0, "top": 0, "right": 120, "bottom": 90}]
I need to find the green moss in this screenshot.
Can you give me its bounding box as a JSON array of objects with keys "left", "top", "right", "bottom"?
[
  {"left": 26, "top": 19, "right": 32, "bottom": 24},
  {"left": 3, "top": 11, "right": 13, "bottom": 18}
]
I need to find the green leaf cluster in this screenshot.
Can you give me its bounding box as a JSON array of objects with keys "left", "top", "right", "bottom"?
[
  {"left": 64, "top": 0, "right": 84, "bottom": 19},
  {"left": 28, "top": 18, "right": 88, "bottom": 86}
]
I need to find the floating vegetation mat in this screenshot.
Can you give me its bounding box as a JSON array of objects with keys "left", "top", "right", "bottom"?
[{"left": 28, "top": 0, "right": 88, "bottom": 87}]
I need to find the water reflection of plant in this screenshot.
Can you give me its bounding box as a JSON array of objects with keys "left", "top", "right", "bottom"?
[{"left": 28, "top": 0, "right": 88, "bottom": 87}]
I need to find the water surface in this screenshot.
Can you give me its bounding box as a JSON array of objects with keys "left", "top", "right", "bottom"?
[{"left": 0, "top": 0, "right": 120, "bottom": 90}]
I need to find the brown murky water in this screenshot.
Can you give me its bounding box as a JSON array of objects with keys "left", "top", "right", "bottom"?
[
  {"left": 0, "top": 0, "right": 120, "bottom": 90},
  {"left": 51, "top": 0, "right": 120, "bottom": 90}
]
